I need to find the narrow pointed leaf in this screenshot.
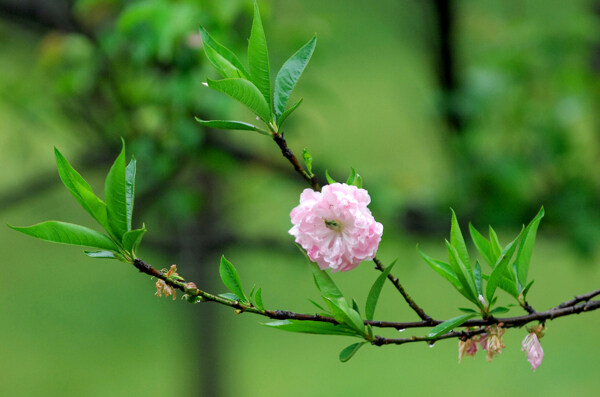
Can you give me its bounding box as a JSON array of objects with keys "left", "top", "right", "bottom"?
[
  {"left": 310, "top": 263, "right": 343, "bottom": 300},
  {"left": 207, "top": 78, "right": 270, "bottom": 121},
  {"left": 195, "top": 118, "right": 268, "bottom": 134},
  {"left": 105, "top": 143, "right": 128, "bottom": 240},
  {"left": 303, "top": 147, "right": 313, "bottom": 176},
  {"left": 515, "top": 207, "right": 544, "bottom": 289},
  {"left": 427, "top": 313, "right": 477, "bottom": 338},
  {"left": 54, "top": 148, "right": 109, "bottom": 230},
  {"left": 365, "top": 259, "right": 397, "bottom": 320},
  {"left": 326, "top": 297, "right": 364, "bottom": 334},
  {"left": 325, "top": 170, "right": 336, "bottom": 184},
  {"left": 274, "top": 35, "right": 316, "bottom": 118},
  {"left": 489, "top": 306, "right": 510, "bottom": 315},
  {"left": 308, "top": 299, "right": 326, "bottom": 312},
  {"left": 351, "top": 298, "right": 361, "bottom": 315},
  {"left": 10, "top": 221, "right": 118, "bottom": 251},
  {"left": 497, "top": 275, "right": 520, "bottom": 298},
  {"left": 339, "top": 342, "right": 366, "bottom": 363},
  {"left": 219, "top": 256, "right": 248, "bottom": 303},
  {"left": 277, "top": 98, "right": 303, "bottom": 128},
  {"left": 474, "top": 261, "right": 484, "bottom": 297},
  {"left": 125, "top": 157, "right": 136, "bottom": 231},
  {"left": 469, "top": 223, "right": 494, "bottom": 267},
  {"left": 198, "top": 26, "right": 249, "bottom": 78},
  {"left": 418, "top": 248, "right": 462, "bottom": 291},
  {"left": 263, "top": 320, "right": 360, "bottom": 336},
  {"left": 522, "top": 279, "right": 535, "bottom": 299},
  {"left": 446, "top": 241, "right": 478, "bottom": 303},
  {"left": 489, "top": 226, "right": 502, "bottom": 261},
  {"left": 486, "top": 231, "right": 522, "bottom": 302},
  {"left": 84, "top": 250, "right": 116, "bottom": 259},
  {"left": 218, "top": 292, "right": 239, "bottom": 301},
  {"left": 450, "top": 209, "right": 470, "bottom": 268},
  {"left": 248, "top": 2, "right": 271, "bottom": 108},
  {"left": 254, "top": 287, "right": 264, "bottom": 311},
  {"left": 122, "top": 227, "right": 146, "bottom": 253}
]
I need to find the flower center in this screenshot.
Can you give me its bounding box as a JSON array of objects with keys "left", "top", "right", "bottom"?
[{"left": 324, "top": 219, "right": 342, "bottom": 232}]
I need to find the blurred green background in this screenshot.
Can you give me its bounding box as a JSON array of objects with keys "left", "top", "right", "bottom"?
[{"left": 1, "top": 0, "right": 599, "bottom": 395}]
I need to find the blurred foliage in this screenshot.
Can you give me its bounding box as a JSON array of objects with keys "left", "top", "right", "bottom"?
[{"left": 448, "top": 0, "right": 600, "bottom": 253}]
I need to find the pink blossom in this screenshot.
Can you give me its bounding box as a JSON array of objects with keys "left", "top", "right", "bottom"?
[
  {"left": 289, "top": 183, "right": 383, "bottom": 272},
  {"left": 522, "top": 332, "right": 544, "bottom": 371}
]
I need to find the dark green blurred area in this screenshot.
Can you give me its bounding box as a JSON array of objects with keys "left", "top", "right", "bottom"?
[{"left": 1, "top": 0, "right": 599, "bottom": 395}]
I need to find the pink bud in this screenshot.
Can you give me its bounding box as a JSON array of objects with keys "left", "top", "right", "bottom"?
[{"left": 522, "top": 333, "right": 544, "bottom": 371}]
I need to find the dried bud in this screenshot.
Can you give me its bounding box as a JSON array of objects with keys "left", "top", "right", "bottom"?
[
  {"left": 458, "top": 336, "right": 479, "bottom": 363},
  {"left": 480, "top": 325, "right": 506, "bottom": 362}
]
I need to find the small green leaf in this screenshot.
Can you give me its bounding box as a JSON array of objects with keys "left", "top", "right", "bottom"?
[
  {"left": 122, "top": 227, "right": 146, "bottom": 253},
  {"left": 54, "top": 148, "right": 109, "bottom": 231},
  {"left": 489, "top": 226, "right": 502, "bottom": 261},
  {"left": 514, "top": 207, "right": 544, "bottom": 290},
  {"left": 497, "top": 275, "right": 519, "bottom": 298},
  {"left": 207, "top": 78, "right": 271, "bottom": 122},
  {"left": 418, "top": 248, "right": 463, "bottom": 291},
  {"left": 469, "top": 223, "right": 494, "bottom": 267},
  {"left": 125, "top": 157, "right": 136, "bottom": 232},
  {"left": 84, "top": 250, "right": 116, "bottom": 259},
  {"left": 351, "top": 298, "right": 361, "bottom": 315},
  {"left": 489, "top": 306, "right": 510, "bottom": 315},
  {"left": 263, "top": 320, "right": 359, "bottom": 336},
  {"left": 274, "top": 35, "right": 316, "bottom": 119},
  {"left": 219, "top": 256, "right": 248, "bottom": 303},
  {"left": 254, "top": 287, "right": 264, "bottom": 311},
  {"left": 427, "top": 313, "right": 477, "bottom": 338},
  {"left": 486, "top": 231, "right": 522, "bottom": 303},
  {"left": 198, "top": 26, "right": 249, "bottom": 79},
  {"left": 105, "top": 142, "right": 128, "bottom": 240},
  {"left": 458, "top": 307, "right": 478, "bottom": 313},
  {"left": 310, "top": 263, "right": 344, "bottom": 300},
  {"left": 450, "top": 209, "right": 471, "bottom": 268},
  {"left": 365, "top": 259, "right": 397, "bottom": 321},
  {"left": 346, "top": 167, "right": 362, "bottom": 188},
  {"left": 325, "top": 170, "right": 336, "bottom": 184},
  {"left": 308, "top": 298, "right": 326, "bottom": 312},
  {"left": 522, "top": 279, "right": 535, "bottom": 299},
  {"left": 9, "top": 221, "right": 118, "bottom": 251},
  {"left": 218, "top": 292, "right": 239, "bottom": 301},
  {"left": 303, "top": 147, "right": 313, "bottom": 176},
  {"left": 325, "top": 297, "right": 365, "bottom": 334},
  {"left": 474, "top": 260, "right": 484, "bottom": 297},
  {"left": 339, "top": 342, "right": 366, "bottom": 363},
  {"left": 446, "top": 241, "right": 478, "bottom": 304},
  {"left": 195, "top": 118, "right": 269, "bottom": 135},
  {"left": 277, "top": 98, "right": 303, "bottom": 128},
  {"left": 248, "top": 2, "right": 271, "bottom": 109}
]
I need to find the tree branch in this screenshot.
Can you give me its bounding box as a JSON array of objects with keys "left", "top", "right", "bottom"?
[{"left": 132, "top": 258, "right": 600, "bottom": 347}]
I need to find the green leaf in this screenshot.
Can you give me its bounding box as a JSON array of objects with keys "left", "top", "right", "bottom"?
[
  {"left": 125, "top": 157, "right": 136, "bottom": 232},
  {"left": 84, "top": 250, "right": 116, "bottom": 259},
  {"left": 122, "top": 227, "right": 146, "bottom": 253},
  {"left": 485, "top": 232, "right": 522, "bottom": 303},
  {"left": 277, "top": 98, "right": 303, "bottom": 128},
  {"left": 474, "top": 260, "right": 484, "bottom": 297},
  {"left": 105, "top": 142, "right": 128, "bottom": 240},
  {"left": 308, "top": 298, "right": 326, "bottom": 312},
  {"left": 54, "top": 148, "right": 109, "bottom": 230},
  {"left": 303, "top": 147, "right": 313, "bottom": 176},
  {"left": 325, "top": 297, "right": 365, "bottom": 334},
  {"left": 198, "top": 26, "right": 249, "bottom": 79},
  {"left": 450, "top": 209, "right": 470, "bottom": 268},
  {"left": 351, "top": 298, "right": 361, "bottom": 315},
  {"left": 254, "top": 287, "right": 264, "bottom": 311},
  {"left": 489, "top": 226, "right": 502, "bottom": 261},
  {"left": 325, "top": 170, "right": 336, "bottom": 184},
  {"left": 497, "top": 275, "right": 520, "bottom": 298},
  {"left": 263, "top": 320, "right": 359, "bottom": 336},
  {"left": 522, "top": 279, "right": 535, "bottom": 299},
  {"left": 365, "top": 259, "right": 397, "bottom": 321},
  {"left": 514, "top": 207, "right": 544, "bottom": 290},
  {"left": 339, "top": 342, "right": 366, "bottom": 363},
  {"left": 9, "top": 221, "right": 118, "bottom": 251},
  {"left": 207, "top": 78, "right": 271, "bottom": 122},
  {"left": 219, "top": 256, "right": 248, "bottom": 303},
  {"left": 310, "top": 263, "right": 344, "bottom": 300},
  {"left": 248, "top": 2, "right": 271, "bottom": 109},
  {"left": 418, "top": 248, "right": 463, "bottom": 291},
  {"left": 489, "top": 306, "right": 510, "bottom": 315},
  {"left": 194, "top": 117, "right": 269, "bottom": 135},
  {"left": 346, "top": 167, "right": 363, "bottom": 188},
  {"left": 469, "top": 223, "right": 494, "bottom": 267},
  {"left": 458, "top": 307, "right": 478, "bottom": 313},
  {"left": 427, "top": 313, "right": 477, "bottom": 338},
  {"left": 273, "top": 35, "right": 316, "bottom": 119},
  {"left": 446, "top": 241, "right": 478, "bottom": 304},
  {"left": 218, "top": 292, "right": 239, "bottom": 301}
]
